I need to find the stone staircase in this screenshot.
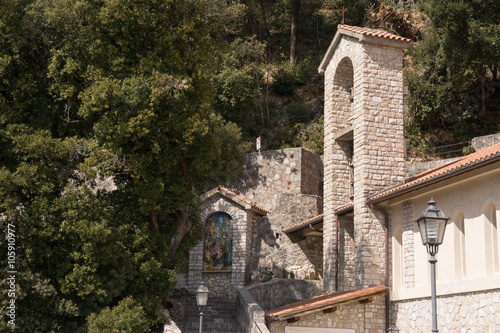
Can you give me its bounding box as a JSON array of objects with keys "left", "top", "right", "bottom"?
[{"left": 168, "top": 296, "right": 240, "bottom": 333}]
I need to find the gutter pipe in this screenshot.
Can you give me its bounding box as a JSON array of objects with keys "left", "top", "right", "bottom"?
[{"left": 335, "top": 214, "right": 339, "bottom": 292}]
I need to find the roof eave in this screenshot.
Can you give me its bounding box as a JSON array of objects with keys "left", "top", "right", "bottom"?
[
  {"left": 367, "top": 155, "right": 500, "bottom": 205},
  {"left": 285, "top": 220, "right": 323, "bottom": 234},
  {"left": 267, "top": 287, "right": 388, "bottom": 322},
  {"left": 200, "top": 187, "right": 269, "bottom": 215},
  {"left": 318, "top": 26, "right": 411, "bottom": 75}
]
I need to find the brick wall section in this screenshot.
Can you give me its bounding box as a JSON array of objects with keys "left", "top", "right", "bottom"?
[
  {"left": 401, "top": 200, "right": 415, "bottom": 288},
  {"left": 392, "top": 289, "right": 500, "bottom": 331},
  {"left": 300, "top": 235, "right": 324, "bottom": 280},
  {"left": 269, "top": 295, "right": 387, "bottom": 333},
  {"left": 323, "top": 34, "right": 406, "bottom": 291}
]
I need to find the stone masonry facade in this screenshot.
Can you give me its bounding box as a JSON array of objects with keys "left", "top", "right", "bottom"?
[
  {"left": 187, "top": 148, "right": 324, "bottom": 299},
  {"left": 231, "top": 148, "right": 324, "bottom": 284},
  {"left": 393, "top": 289, "right": 500, "bottom": 332},
  {"left": 323, "top": 29, "right": 407, "bottom": 292},
  {"left": 188, "top": 193, "right": 251, "bottom": 299},
  {"left": 269, "top": 295, "right": 387, "bottom": 333},
  {"left": 401, "top": 200, "right": 415, "bottom": 288}
]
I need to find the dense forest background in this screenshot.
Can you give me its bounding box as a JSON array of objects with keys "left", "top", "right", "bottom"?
[{"left": 0, "top": 0, "right": 499, "bottom": 332}]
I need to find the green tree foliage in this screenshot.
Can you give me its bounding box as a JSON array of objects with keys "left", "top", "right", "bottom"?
[
  {"left": 87, "top": 297, "right": 150, "bottom": 333},
  {"left": 405, "top": 0, "right": 500, "bottom": 148},
  {"left": 0, "top": 0, "right": 248, "bottom": 331}
]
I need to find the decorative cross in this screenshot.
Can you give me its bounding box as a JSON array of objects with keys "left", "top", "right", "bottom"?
[{"left": 341, "top": 6, "right": 346, "bottom": 25}]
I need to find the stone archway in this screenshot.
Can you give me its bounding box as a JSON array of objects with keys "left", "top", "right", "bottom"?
[{"left": 318, "top": 25, "right": 411, "bottom": 292}]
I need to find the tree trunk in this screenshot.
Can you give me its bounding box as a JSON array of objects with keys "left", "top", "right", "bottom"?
[
  {"left": 149, "top": 204, "right": 159, "bottom": 232},
  {"left": 167, "top": 154, "right": 193, "bottom": 257},
  {"left": 480, "top": 66, "right": 487, "bottom": 116},
  {"left": 290, "top": 0, "right": 300, "bottom": 64},
  {"left": 168, "top": 207, "right": 192, "bottom": 257}
]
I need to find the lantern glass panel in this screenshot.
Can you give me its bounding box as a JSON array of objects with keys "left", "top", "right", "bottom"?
[{"left": 195, "top": 283, "right": 209, "bottom": 307}]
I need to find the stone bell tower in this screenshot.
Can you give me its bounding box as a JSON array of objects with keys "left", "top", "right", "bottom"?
[{"left": 318, "top": 25, "right": 412, "bottom": 292}]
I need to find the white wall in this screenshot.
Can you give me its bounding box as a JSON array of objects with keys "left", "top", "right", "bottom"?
[{"left": 389, "top": 165, "right": 500, "bottom": 300}]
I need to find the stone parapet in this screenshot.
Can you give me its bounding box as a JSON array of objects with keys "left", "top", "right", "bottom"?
[
  {"left": 472, "top": 133, "right": 500, "bottom": 151},
  {"left": 247, "top": 279, "right": 322, "bottom": 311},
  {"left": 236, "top": 286, "right": 271, "bottom": 333}
]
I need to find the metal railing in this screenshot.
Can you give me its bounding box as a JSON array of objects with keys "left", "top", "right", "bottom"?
[{"left": 407, "top": 141, "right": 473, "bottom": 161}]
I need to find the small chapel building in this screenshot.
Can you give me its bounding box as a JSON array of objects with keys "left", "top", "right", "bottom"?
[{"left": 179, "top": 24, "right": 500, "bottom": 333}]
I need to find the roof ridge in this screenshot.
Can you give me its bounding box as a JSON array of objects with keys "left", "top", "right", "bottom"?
[
  {"left": 338, "top": 24, "right": 413, "bottom": 43},
  {"left": 218, "top": 186, "right": 271, "bottom": 214}
]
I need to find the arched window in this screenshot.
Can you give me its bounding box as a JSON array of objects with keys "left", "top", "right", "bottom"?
[
  {"left": 392, "top": 226, "right": 403, "bottom": 289},
  {"left": 453, "top": 211, "right": 466, "bottom": 279},
  {"left": 484, "top": 203, "right": 499, "bottom": 275},
  {"left": 204, "top": 212, "right": 233, "bottom": 271}
]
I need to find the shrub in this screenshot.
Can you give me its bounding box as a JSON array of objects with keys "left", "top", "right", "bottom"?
[
  {"left": 87, "top": 297, "right": 150, "bottom": 333},
  {"left": 270, "top": 60, "right": 309, "bottom": 96}
]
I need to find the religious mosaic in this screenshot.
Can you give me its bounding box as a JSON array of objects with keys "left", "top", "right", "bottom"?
[{"left": 204, "top": 212, "right": 233, "bottom": 270}]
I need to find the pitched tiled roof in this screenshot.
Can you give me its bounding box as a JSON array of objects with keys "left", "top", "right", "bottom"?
[
  {"left": 266, "top": 285, "right": 388, "bottom": 321},
  {"left": 218, "top": 186, "right": 271, "bottom": 214},
  {"left": 200, "top": 186, "right": 270, "bottom": 214},
  {"left": 334, "top": 202, "right": 354, "bottom": 214},
  {"left": 368, "top": 143, "right": 500, "bottom": 204},
  {"left": 284, "top": 214, "right": 324, "bottom": 233},
  {"left": 338, "top": 24, "right": 413, "bottom": 43},
  {"left": 318, "top": 24, "right": 412, "bottom": 74}
]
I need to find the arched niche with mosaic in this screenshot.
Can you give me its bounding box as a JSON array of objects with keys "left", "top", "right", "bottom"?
[{"left": 204, "top": 212, "right": 233, "bottom": 271}]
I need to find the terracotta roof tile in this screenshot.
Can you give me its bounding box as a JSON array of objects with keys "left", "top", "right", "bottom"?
[
  {"left": 368, "top": 143, "right": 500, "bottom": 203},
  {"left": 284, "top": 214, "right": 324, "bottom": 233},
  {"left": 218, "top": 186, "right": 271, "bottom": 214},
  {"left": 266, "top": 285, "right": 388, "bottom": 320},
  {"left": 334, "top": 202, "right": 354, "bottom": 214},
  {"left": 338, "top": 24, "right": 413, "bottom": 43}
]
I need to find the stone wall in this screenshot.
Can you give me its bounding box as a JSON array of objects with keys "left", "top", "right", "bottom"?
[
  {"left": 249, "top": 214, "right": 324, "bottom": 284},
  {"left": 301, "top": 148, "right": 324, "bottom": 196},
  {"left": 231, "top": 147, "right": 323, "bottom": 211},
  {"left": 472, "top": 133, "right": 500, "bottom": 151},
  {"left": 337, "top": 215, "right": 355, "bottom": 291},
  {"left": 188, "top": 194, "right": 250, "bottom": 299},
  {"left": 405, "top": 157, "right": 458, "bottom": 178},
  {"left": 230, "top": 148, "right": 324, "bottom": 284},
  {"left": 269, "top": 295, "right": 387, "bottom": 333},
  {"left": 236, "top": 287, "right": 271, "bottom": 333},
  {"left": 401, "top": 200, "right": 415, "bottom": 289},
  {"left": 322, "top": 31, "right": 407, "bottom": 292},
  {"left": 322, "top": 35, "right": 361, "bottom": 293},
  {"left": 393, "top": 289, "right": 500, "bottom": 332},
  {"left": 184, "top": 147, "right": 324, "bottom": 302},
  {"left": 247, "top": 279, "right": 323, "bottom": 311},
  {"left": 299, "top": 234, "right": 323, "bottom": 280}
]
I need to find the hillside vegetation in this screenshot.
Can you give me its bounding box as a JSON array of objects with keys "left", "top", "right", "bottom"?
[
  {"left": 0, "top": 1, "right": 498, "bottom": 332},
  {"left": 221, "top": 0, "right": 500, "bottom": 154}
]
